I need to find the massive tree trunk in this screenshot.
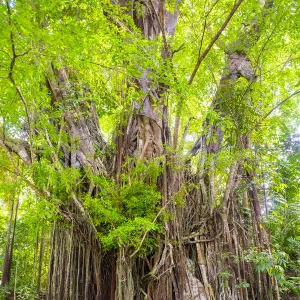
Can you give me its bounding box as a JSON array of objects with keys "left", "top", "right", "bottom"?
[
  {"left": 185, "top": 4, "right": 278, "bottom": 299},
  {"left": 45, "top": 2, "right": 182, "bottom": 299},
  {"left": 44, "top": 67, "right": 113, "bottom": 300}
]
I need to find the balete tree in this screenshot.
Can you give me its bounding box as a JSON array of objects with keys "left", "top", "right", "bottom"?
[{"left": 0, "top": 0, "right": 299, "bottom": 299}]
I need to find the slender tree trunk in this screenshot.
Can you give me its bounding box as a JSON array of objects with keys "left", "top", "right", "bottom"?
[
  {"left": 13, "top": 263, "right": 17, "bottom": 300},
  {"left": 1, "top": 195, "right": 19, "bottom": 288},
  {"left": 33, "top": 229, "right": 39, "bottom": 283},
  {"left": 1, "top": 198, "right": 14, "bottom": 287},
  {"left": 37, "top": 232, "right": 45, "bottom": 296}
]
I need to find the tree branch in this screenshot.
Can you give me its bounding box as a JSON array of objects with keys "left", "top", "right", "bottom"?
[
  {"left": 0, "top": 138, "right": 32, "bottom": 166},
  {"left": 148, "top": 0, "right": 171, "bottom": 58},
  {"left": 6, "top": 0, "right": 33, "bottom": 164},
  {"left": 188, "top": 0, "right": 244, "bottom": 85},
  {"left": 254, "top": 89, "right": 300, "bottom": 131}
]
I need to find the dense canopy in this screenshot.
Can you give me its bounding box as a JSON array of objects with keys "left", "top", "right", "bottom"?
[{"left": 0, "top": 0, "right": 299, "bottom": 299}]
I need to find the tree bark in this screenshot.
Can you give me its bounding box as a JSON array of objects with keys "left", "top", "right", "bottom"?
[
  {"left": 1, "top": 198, "right": 14, "bottom": 287},
  {"left": 1, "top": 195, "right": 19, "bottom": 288},
  {"left": 37, "top": 233, "right": 45, "bottom": 296}
]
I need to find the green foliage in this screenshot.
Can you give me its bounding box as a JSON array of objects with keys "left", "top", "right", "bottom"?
[
  {"left": 84, "top": 160, "right": 163, "bottom": 253},
  {"left": 267, "top": 203, "right": 300, "bottom": 262},
  {"left": 235, "top": 281, "right": 250, "bottom": 289},
  {"left": 266, "top": 201, "right": 300, "bottom": 295},
  {"left": 245, "top": 247, "right": 299, "bottom": 295},
  {"left": 245, "top": 248, "right": 288, "bottom": 283},
  {"left": 260, "top": 133, "right": 300, "bottom": 295},
  {"left": 100, "top": 217, "right": 159, "bottom": 252},
  {"left": 245, "top": 247, "right": 300, "bottom": 294},
  {"left": 219, "top": 272, "right": 233, "bottom": 280},
  {"left": 122, "top": 181, "right": 161, "bottom": 218},
  {"left": 0, "top": 194, "right": 51, "bottom": 298},
  {"left": 0, "top": 284, "right": 37, "bottom": 300}
]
